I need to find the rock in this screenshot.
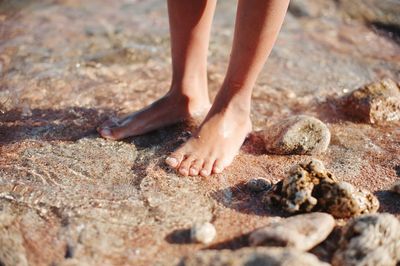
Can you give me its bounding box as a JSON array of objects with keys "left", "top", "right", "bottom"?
[
  {"left": 246, "top": 178, "right": 272, "bottom": 192},
  {"left": 342, "top": 79, "right": 400, "bottom": 124},
  {"left": 263, "top": 115, "right": 331, "bottom": 155},
  {"left": 249, "top": 212, "right": 335, "bottom": 251},
  {"left": 390, "top": 180, "right": 400, "bottom": 194},
  {"left": 180, "top": 247, "right": 329, "bottom": 266},
  {"left": 318, "top": 181, "right": 380, "bottom": 219},
  {"left": 337, "top": 0, "right": 400, "bottom": 28},
  {"left": 332, "top": 213, "right": 400, "bottom": 266},
  {"left": 190, "top": 222, "right": 216, "bottom": 244},
  {"left": 263, "top": 159, "right": 379, "bottom": 218}
]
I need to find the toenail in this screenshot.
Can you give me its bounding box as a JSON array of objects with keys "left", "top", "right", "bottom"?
[
  {"left": 200, "top": 169, "right": 209, "bottom": 176},
  {"left": 189, "top": 168, "right": 198, "bottom": 175},
  {"left": 166, "top": 157, "right": 178, "bottom": 167},
  {"left": 100, "top": 127, "right": 112, "bottom": 136},
  {"left": 180, "top": 168, "right": 188, "bottom": 175},
  {"left": 213, "top": 167, "right": 222, "bottom": 174}
]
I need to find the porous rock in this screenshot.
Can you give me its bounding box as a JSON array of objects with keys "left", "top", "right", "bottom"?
[
  {"left": 263, "top": 115, "right": 331, "bottom": 155},
  {"left": 190, "top": 222, "right": 216, "bottom": 244},
  {"left": 249, "top": 212, "right": 335, "bottom": 251},
  {"left": 342, "top": 78, "right": 400, "bottom": 124},
  {"left": 332, "top": 213, "right": 400, "bottom": 266},
  {"left": 246, "top": 177, "right": 272, "bottom": 192},
  {"left": 180, "top": 247, "right": 329, "bottom": 266},
  {"left": 318, "top": 181, "right": 380, "bottom": 219},
  {"left": 263, "top": 159, "right": 379, "bottom": 218}
]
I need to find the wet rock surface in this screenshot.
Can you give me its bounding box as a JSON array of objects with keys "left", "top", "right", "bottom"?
[
  {"left": 332, "top": 213, "right": 400, "bottom": 266},
  {"left": 249, "top": 212, "right": 335, "bottom": 251},
  {"left": 263, "top": 115, "right": 331, "bottom": 155},
  {"left": 0, "top": 0, "right": 399, "bottom": 265},
  {"left": 342, "top": 79, "right": 400, "bottom": 123},
  {"left": 263, "top": 159, "right": 380, "bottom": 218},
  {"left": 180, "top": 247, "right": 329, "bottom": 266}
]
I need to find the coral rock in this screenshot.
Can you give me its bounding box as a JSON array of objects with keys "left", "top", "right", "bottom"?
[
  {"left": 249, "top": 212, "right": 335, "bottom": 251},
  {"left": 342, "top": 78, "right": 400, "bottom": 124},
  {"left": 263, "top": 115, "right": 331, "bottom": 155},
  {"left": 263, "top": 159, "right": 379, "bottom": 218},
  {"left": 332, "top": 213, "right": 400, "bottom": 266}
]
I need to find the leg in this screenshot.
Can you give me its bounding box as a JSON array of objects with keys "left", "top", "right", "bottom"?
[
  {"left": 166, "top": 0, "right": 289, "bottom": 176},
  {"left": 98, "top": 0, "right": 216, "bottom": 139}
]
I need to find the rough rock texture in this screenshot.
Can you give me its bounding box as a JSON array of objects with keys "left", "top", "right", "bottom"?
[
  {"left": 342, "top": 79, "right": 400, "bottom": 124},
  {"left": 391, "top": 180, "right": 400, "bottom": 194},
  {"left": 190, "top": 223, "right": 217, "bottom": 244},
  {"left": 318, "top": 181, "right": 380, "bottom": 219},
  {"left": 246, "top": 178, "right": 272, "bottom": 193},
  {"left": 337, "top": 0, "right": 400, "bottom": 28},
  {"left": 180, "top": 247, "right": 329, "bottom": 266},
  {"left": 249, "top": 212, "right": 335, "bottom": 251},
  {"left": 263, "top": 115, "right": 331, "bottom": 155},
  {"left": 1, "top": 0, "right": 400, "bottom": 265},
  {"left": 332, "top": 213, "right": 400, "bottom": 266},
  {"left": 263, "top": 159, "right": 379, "bottom": 218}
]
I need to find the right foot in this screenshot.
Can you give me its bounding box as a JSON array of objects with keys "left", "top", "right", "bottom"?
[{"left": 97, "top": 91, "right": 210, "bottom": 140}]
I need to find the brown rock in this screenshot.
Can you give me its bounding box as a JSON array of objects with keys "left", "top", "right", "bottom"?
[
  {"left": 263, "top": 159, "right": 379, "bottom": 218},
  {"left": 263, "top": 115, "right": 331, "bottom": 155},
  {"left": 180, "top": 247, "right": 329, "bottom": 266},
  {"left": 249, "top": 212, "right": 335, "bottom": 251},
  {"left": 318, "top": 181, "right": 380, "bottom": 219},
  {"left": 342, "top": 78, "right": 400, "bottom": 123},
  {"left": 332, "top": 213, "right": 400, "bottom": 266}
]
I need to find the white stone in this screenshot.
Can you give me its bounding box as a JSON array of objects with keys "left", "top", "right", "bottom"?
[{"left": 190, "top": 222, "right": 216, "bottom": 244}]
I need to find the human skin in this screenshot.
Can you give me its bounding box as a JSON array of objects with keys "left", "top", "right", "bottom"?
[{"left": 98, "top": 0, "right": 290, "bottom": 176}]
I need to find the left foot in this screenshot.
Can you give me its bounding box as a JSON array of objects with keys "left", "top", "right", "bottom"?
[{"left": 165, "top": 95, "right": 252, "bottom": 176}]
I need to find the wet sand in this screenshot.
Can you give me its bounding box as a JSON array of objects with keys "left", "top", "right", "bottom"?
[{"left": 0, "top": 0, "right": 399, "bottom": 265}]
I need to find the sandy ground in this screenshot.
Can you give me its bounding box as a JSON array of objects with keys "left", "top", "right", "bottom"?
[{"left": 0, "top": 0, "right": 399, "bottom": 265}]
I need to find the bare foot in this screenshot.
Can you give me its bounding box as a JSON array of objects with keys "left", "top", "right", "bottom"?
[
  {"left": 97, "top": 91, "right": 210, "bottom": 140},
  {"left": 165, "top": 96, "right": 252, "bottom": 176}
]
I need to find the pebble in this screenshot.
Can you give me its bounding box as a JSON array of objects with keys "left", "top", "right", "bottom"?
[
  {"left": 180, "top": 247, "right": 329, "bottom": 266},
  {"left": 263, "top": 159, "right": 379, "bottom": 218},
  {"left": 263, "top": 115, "right": 331, "bottom": 155},
  {"left": 249, "top": 212, "right": 335, "bottom": 251},
  {"left": 390, "top": 180, "right": 400, "bottom": 194},
  {"left": 342, "top": 78, "right": 400, "bottom": 123},
  {"left": 246, "top": 177, "right": 272, "bottom": 192},
  {"left": 332, "top": 213, "right": 400, "bottom": 266},
  {"left": 190, "top": 222, "right": 216, "bottom": 244}
]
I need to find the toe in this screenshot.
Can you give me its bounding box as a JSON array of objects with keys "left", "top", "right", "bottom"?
[
  {"left": 98, "top": 127, "right": 117, "bottom": 140},
  {"left": 212, "top": 159, "right": 225, "bottom": 174},
  {"left": 179, "top": 156, "right": 195, "bottom": 176},
  {"left": 166, "top": 152, "right": 184, "bottom": 168},
  {"left": 200, "top": 159, "right": 214, "bottom": 177},
  {"left": 189, "top": 159, "right": 203, "bottom": 176}
]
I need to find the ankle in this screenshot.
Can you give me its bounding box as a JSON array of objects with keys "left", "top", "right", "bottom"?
[{"left": 213, "top": 90, "right": 252, "bottom": 116}]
